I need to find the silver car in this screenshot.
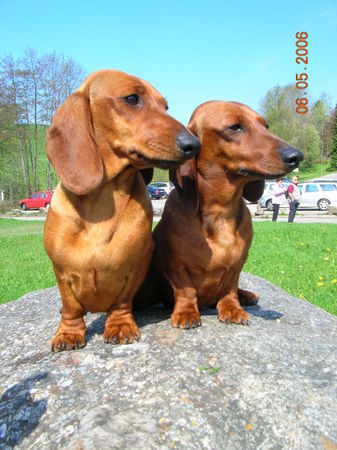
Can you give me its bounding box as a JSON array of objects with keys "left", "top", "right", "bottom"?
[
  {"left": 258, "top": 181, "right": 291, "bottom": 211},
  {"left": 297, "top": 182, "right": 337, "bottom": 210},
  {"left": 259, "top": 181, "right": 337, "bottom": 211}
]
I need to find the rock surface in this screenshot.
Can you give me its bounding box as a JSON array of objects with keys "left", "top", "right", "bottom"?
[{"left": 0, "top": 273, "right": 337, "bottom": 449}]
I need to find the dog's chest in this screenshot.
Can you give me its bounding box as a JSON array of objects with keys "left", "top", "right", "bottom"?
[{"left": 191, "top": 220, "right": 252, "bottom": 302}]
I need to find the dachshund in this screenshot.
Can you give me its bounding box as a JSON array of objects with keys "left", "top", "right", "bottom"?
[
  {"left": 44, "top": 69, "right": 200, "bottom": 351},
  {"left": 144, "top": 101, "right": 303, "bottom": 328}
]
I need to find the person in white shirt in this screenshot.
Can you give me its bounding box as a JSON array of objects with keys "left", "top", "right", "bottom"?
[{"left": 272, "top": 178, "right": 287, "bottom": 221}]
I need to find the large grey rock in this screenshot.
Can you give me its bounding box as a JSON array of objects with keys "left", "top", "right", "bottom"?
[{"left": 0, "top": 273, "right": 336, "bottom": 449}]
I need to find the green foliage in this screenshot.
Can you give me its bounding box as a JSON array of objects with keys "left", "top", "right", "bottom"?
[
  {"left": 290, "top": 163, "right": 330, "bottom": 181},
  {"left": 330, "top": 105, "right": 337, "bottom": 170},
  {"left": 153, "top": 168, "right": 170, "bottom": 182},
  {"left": 295, "top": 124, "right": 320, "bottom": 168},
  {"left": 0, "top": 124, "right": 57, "bottom": 201},
  {"left": 0, "top": 49, "right": 85, "bottom": 201},
  {"left": 0, "top": 219, "right": 55, "bottom": 303},
  {"left": 260, "top": 85, "right": 333, "bottom": 169},
  {"left": 244, "top": 222, "right": 337, "bottom": 316},
  {"left": 1, "top": 219, "right": 336, "bottom": 318}
]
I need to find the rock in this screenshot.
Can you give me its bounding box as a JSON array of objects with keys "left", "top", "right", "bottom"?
[{"left": 0, "top": 273, "right": 337, "bottom": 449}]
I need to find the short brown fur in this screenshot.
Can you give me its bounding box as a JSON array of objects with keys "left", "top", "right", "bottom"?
[
  {"left": 149, "top": 101, "right": 302, "bottom": 328},
  {"left": 44, "top": 69, "right": 199, "bottom": 351}
]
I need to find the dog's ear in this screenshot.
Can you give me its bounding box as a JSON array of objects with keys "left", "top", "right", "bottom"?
[
  {"left": 242, "top": 180, "right": 265, "bottom": 202},
  {"left": 140, "top": 168, "right": 154, "bottom": 185},
  {"left": 46, "top": 92, "right": 103, "bottom": 195},
  {"left": 169, "top": 157, "right": 199, "bottom": 214}
]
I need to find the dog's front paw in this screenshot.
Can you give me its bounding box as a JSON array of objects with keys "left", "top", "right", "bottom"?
[
  {"left": 171, "top": 310, "right": 201, "bottom": 329},
  {"left": 51, "top": 332, "right": 86, "bottom": 352},
  {"left": 217, "top": 304, "right": 249, "bottom": 325},
  {"left": 103, "top": 321, "right": 140, "bottom": 345}
]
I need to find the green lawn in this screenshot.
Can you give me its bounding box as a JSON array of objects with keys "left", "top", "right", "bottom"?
[
  {"left": 244, "top": 222, "right": 337, "bottom": 315},
  {"left": 0, "top": 219, "right": 55, "bottom": 302},
  {"left": 0, "top": 218, "right": 336, "bottom": 316},
  {"left": 290, "top": 163, "right": 334, "bottom": 182}
]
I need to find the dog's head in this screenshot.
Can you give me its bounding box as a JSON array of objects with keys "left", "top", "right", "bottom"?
[
  {"left": 46, "top": 70, "right": 200, "bottom": 195},
  {"left": 171, "top": 101, "right": 303, "bottom": 208}
]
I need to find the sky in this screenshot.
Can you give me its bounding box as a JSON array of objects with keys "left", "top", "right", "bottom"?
[{"left": 1, "top": 0, "right": 336, "bottom": 124}]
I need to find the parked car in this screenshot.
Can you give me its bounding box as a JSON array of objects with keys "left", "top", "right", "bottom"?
[
  {"left": 19, "top": 191, "right": 53, "bottom": 210},
  {"left": 148, "top": 182, "right": 174, "bottom": 198},
  {"left": 258, "top": 181, "right": 337, "bottom": 211},
  {"left": 147, "top": 184, "right": 167, "bottom": 199},
  {"left": 297, "top": 182, "right": 337, "bottom": 210},
  {"left": 258, "top": 180, "right": 291, "bottom": 211}
]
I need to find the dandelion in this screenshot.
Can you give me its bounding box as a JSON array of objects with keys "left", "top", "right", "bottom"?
[
  {"left": 324, "top": 256, "right": 329, "bottom": 261},
  {"left": 299, "top": 293, "right": 303, "bottom": 299},
  {"left": 332, "top": 279, "right": 337, "bottom": 285},
  {"left": 318, "top": 276, "right": 324, "bottom": 281},
  {"left": 317, "top": 282, "right": 324, "bottom": 287},
  {"left": 327, "top": 248, "right": 331, "bottom": 252}
]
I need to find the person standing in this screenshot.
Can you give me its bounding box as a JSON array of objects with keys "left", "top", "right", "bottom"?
[
  {"left": 271, "top": 178, "right": 287, "bottom": 221},
  {"left": 287, "top": 176, "right": 301, "bottom": 222}
]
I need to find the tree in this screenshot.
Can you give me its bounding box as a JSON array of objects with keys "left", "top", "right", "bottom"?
[
  {"left": 330, "top": 105, "right": 337, "bottom": 170},
  {"left": 295, "top": 124, "right": 320, "bottom": 168},
  {"left": 39, "top": 52, "right": 85, "bottom": 189},
  {"left": 311, "top": 98, "right": 331, "bottom": 167},
  {"left": 260, "top": 84, "right": 333, "bottom": 169},
  {"left": 0, "top": 49, "right": 86, "bottom": 199}
]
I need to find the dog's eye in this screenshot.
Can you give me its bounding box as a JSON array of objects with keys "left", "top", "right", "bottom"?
[
  {"left": 227, "top": 124, "right": 244, "bottom": 133},
  {"left": 124, "top": 94, "right": 139, "bottom": 106}
]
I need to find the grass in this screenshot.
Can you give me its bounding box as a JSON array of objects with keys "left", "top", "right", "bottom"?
[
  {"left": 291, "top": 163, "right": 333, "bottom": 182},
  {"left": 0, "top": 219, "right": 336, "bottom": 317},
  {"left": 153, "top": 168, "right": 169, "bottom": 182},
  {"left": 244, "top": 222, "right": 337, "bottom": 316},
  {"left": 0, "top": 219, "right": 55, "bottom": 303}
]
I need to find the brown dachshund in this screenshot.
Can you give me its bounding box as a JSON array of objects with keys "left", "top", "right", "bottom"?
[
  {"left": 44, "top": 70, "right": 200, "bottom": 351},
  {"left": 147, "top": 101, "right": 303, "bottom": 328}
]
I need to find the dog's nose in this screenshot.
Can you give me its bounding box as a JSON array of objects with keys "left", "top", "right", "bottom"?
[
  {"left": 176, "top": 132, "right": 201, "bottom": 159},
  {"left": 279, "top": 146, "right": 304, "bottom": 170}
]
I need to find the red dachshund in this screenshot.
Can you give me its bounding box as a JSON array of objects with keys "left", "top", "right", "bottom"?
[
  {"left": 146, "top": 101, "right": 303, "bottom": 328},
  {"left": 44, "top": 70, "right": 200, "bottom": 351}
]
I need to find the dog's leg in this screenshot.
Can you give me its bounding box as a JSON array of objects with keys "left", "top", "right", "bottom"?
[
  {"left": 170, "top": 269, "right": 201, "bottom": 329},
  {"left": 51, "top": 268, "right": 87, "bottom": 352},
  {"left": 103, "top": 255, "right": 154, "bottom": 344},
  {"left": 238, "top": 288, "right": 259, "bottom": 306},
  {"left": 103, "top": 302, "right": 140, "bottom": 344},
  {"left": 217, "top": 288, "right": 249, "bottom": 325}
]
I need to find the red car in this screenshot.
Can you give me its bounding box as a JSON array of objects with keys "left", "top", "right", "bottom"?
[{"left": 20, "top": 191, "right": 53, "bottom": 210}]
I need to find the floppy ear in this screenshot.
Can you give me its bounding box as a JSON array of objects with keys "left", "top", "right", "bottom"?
[
  {"left": 140, "top": 168, "right": 154, "bottom": 185},
  {"left": 242, "top": 180, "right": 265, "bottom": 202},
  {"left": 46, "top": 92, "right": 103, "bottom": 195},
  {"left": 169, "top": 157, "right": 199, "bottom": 214}
]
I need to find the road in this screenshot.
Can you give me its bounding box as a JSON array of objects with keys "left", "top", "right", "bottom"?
[
  {"left": 151, "top": 173, "right": 337, "bottom": 224},
  {"left": 312, "top": 173, "right": 337, "bottom": 181},
  {"left": 3, "top": 172, "right": 337, "bottom": 225},
  {"left": 151, "top": 200, "right": 337, "bottom": 224}
]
